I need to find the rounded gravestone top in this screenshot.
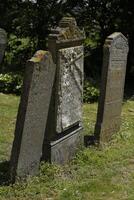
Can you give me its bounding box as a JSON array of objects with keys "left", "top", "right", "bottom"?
[{"left": 105, "top": 32, "right": 129, "bottom": 53}]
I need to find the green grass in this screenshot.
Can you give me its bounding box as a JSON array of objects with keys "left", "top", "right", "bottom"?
[
  {"left": 0, "top": 93, "right": 19, "bottom": 161},
  {"left": 0, "top": 93, "right": 134, "bottom": 200}
]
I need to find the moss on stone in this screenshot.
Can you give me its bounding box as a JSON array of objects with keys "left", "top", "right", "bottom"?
[{"left": 29, "top": 50, "right": 48, "bottom": 63}]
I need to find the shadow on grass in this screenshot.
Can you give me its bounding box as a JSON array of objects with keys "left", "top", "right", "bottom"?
[
  {"left": 84, "top": 135, "right": 96, "bottom": 147},
  {"left": 124, "top": 76, "right": 134, "bottom": 100},
  {"left": 0, "top": 161, "right": 10, "bottom": 186}
]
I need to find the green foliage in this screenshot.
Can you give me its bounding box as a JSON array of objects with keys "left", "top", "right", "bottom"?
[
  {"left": 1, "top": 34, "right": 35, "bottom": 73},
  {"left": 84, "top": 37, "right": 99, "bottom": 50},
  {"left": 0, "top": 73, "right": 23, "bottom": 94},
  {"left": 0, "top": 0, "right": 134, "bottom": 77},
  {"left": 0, "top": 0, "right": 71, "bottom": 49},
  {"left": 83, "top": 80, "right": 99, "bottom": 103}
]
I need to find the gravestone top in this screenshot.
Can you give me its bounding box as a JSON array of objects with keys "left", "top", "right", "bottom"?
[
  {"left": 29, "top": 50, "right": 49, "bottom": 63},
  {"left": 48, "top": 17, "right": 85, "bottom": 42},
  {"left": 104, "top": 32, "right": 129, "bottom": 52},
  {"left": 0, "top": 28, "right": 7, "bottom": 63},
  {"left": 107, "top": 32, "right": 128, "bottom": 42}
]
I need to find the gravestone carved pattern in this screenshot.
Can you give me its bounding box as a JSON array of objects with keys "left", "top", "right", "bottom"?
[
  {"left": 42, "top": 17, "right": 85, "bottom": 164},
  {"left": 56, "top": 46, "right": 84, "bottom": 133}
]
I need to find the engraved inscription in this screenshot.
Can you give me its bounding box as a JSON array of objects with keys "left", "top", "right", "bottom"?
[
  {"left": 110, "top": 49, "right": 127, "bottom": 61},
  {"left": 107, "top": 70, "right": 124, "bottom": 87},
  {"left": 56, "top": 46, "right": 84, "bottom": 133},
  {"left": 105, "top": 87, "right": 123, "bottom": 102},
  {"left": 95, "top": 33, "right": 129, "bottom": 142}
]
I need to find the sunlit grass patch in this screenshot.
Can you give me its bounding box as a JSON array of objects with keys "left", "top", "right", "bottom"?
[{"left": 0, "top": 93, "right": 134, "bottom": 200}]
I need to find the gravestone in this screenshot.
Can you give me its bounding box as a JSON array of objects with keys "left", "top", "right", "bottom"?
[
  {"left": 42, "top": 17, "right": 85, "bottom": 164},
  {"left": 94, "top": 32, "right": 129, "bottom": 143},
  {"left": 10, "top": 51, "right": 56, "bottom": 181},
  {"left": 0, "top": 28, "right": 7, "bottom": 63}
]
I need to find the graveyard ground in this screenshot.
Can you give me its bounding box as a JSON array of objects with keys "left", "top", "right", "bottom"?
[{"left": 0, "top": 93, "right": 134, "bottom": 200}]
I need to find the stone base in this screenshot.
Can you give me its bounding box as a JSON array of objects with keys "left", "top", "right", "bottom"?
[
  {"left": 43, "top": 127, "right": 83, "bottom": 164},
  {"left": 94, "top": 120, "right": 121, "bottom": 143}
]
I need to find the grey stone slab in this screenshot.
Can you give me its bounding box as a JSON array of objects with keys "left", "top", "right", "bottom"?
[
  {"left": 56, "top": 46, "right": 84, "bottom": 133},
  {"left": 43, "top": 127, "right": 83, "bottom": 164},
  {"left": 95, "top": 32, "right": 129, "bottom": 143},
  {"left": 10, "top": 50, "right": 56, "bottom": 181},
  {"left": 42, "top": 17, "right": 85, "bottom": 164},
  {"left": 0, "top": 28, "right": 7, "bottom": 63}
]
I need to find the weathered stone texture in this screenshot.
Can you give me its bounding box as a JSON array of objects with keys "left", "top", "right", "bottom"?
[
  {"left": 95, "top": 32, "right": 129, "bottom": 142},
  {"left": 56, "top": 46, "right": 84, "bottom": 133},
  {"left": 43, "top": 127, "right": 83, "bottom": 164},
  {"left": 42, "top": 17, "right": 85, "bottom": 164},
  {"left": 0, "top": 28, "right": 7, "bottom": 63},
  {"left": 10, "top": 51, "right": 56, "bottom": 181}
]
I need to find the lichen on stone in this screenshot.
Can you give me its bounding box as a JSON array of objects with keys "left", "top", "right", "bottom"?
[
  {"left": 48, "top": 17, "right": 85, "bottom": 42},
  {"left": 29, "top": 50, "right": 48, "bottom": 63}
]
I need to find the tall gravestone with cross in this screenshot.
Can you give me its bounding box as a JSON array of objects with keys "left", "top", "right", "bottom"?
[
  {"left": 0, "top": 28, "right": 7, "bottom": 64},
  {"left": 42, "top": 17, "right": 85, "bottom": 164},
  {"left": 94, "top": 32, "right": 129, "bottom": 143}
]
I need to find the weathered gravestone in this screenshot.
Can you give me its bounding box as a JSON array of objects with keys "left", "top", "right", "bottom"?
[
  {"left": 42, "top": 17, "right": 85, "bottom": 164},
  {"left": 94, "top": 32, "right": 129, "bottom": 143},
  {"left": 0, "top": 28, "right": 7, "bottom": 63},
  {"left": 10, "top": 51, "right": 56, "bottom": 181}
]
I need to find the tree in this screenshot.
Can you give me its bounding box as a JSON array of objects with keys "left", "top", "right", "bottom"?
[{"left": 0, "top": 0, "right": 134, "bottom": 79}]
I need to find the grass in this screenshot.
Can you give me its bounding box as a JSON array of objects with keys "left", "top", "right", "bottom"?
[{"left": 0, "top": 93, "right": 134, "bottom": 200}]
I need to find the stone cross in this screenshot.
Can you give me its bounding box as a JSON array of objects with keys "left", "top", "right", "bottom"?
[
  {"left": 94, "top": 32, "right": 129, "bottom": 143},
  {"left": 42, "top": 17, "right": 85, "bottom": 164},
  {"left": 10, "top": 51, "right": 56, "bottom": 181},
  {"left": 0, "top": 28, "right": 7, "bottom": 63}
]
